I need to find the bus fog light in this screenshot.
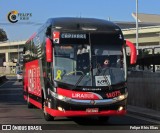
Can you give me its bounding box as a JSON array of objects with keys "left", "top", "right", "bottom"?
[
  {"left": 58, "top": 106, "right": 64, "bottom": 112},
  {"left": 118, "top": 106, "right": 123, "bottom": 111}
]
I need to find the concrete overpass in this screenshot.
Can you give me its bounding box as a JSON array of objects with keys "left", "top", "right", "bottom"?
[
  {"left": 122, "top": 25, "right": 160, "bottom": 47},
  {"left": 0, "top": 40, "right": 26, "bottom": 67},
  {"left": 0, "top": 25, "right": 160, "bottom": 69},
  {"left": 120, "top": 13, "right": 160, "bottom": 48},
  {"left": 0, "top": 13, "right": 160, "bottom": 74}
]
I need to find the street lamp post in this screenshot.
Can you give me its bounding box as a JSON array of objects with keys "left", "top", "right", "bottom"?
[
  {"left": 136, "top": 0, "right": 139, "bottom": 54},
  {"left": 158, "top": 33, "right": 160, "bottom": 45},
  {"left": 18, "top": 44, "right": 19, "bottom": 64}
]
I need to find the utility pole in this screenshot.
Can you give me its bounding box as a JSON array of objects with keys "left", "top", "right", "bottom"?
[
  {"left": 18, "top": 44, "right": 19, "bottom": 64},
  {"left": 136, "top": 0, "right": 139, "bottom": 54}
]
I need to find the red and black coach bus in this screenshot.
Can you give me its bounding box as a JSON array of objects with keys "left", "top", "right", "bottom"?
[{"left": 23, "top": 17, "right": 137, "bottom": 121}]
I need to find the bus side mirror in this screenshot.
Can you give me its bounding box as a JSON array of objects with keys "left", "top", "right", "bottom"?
[
  {"left": 46, "top": 38, "right": 53, "bottom": 62},
  {"left": 125, "top": 40, "right": 137, "bottom": 64}
]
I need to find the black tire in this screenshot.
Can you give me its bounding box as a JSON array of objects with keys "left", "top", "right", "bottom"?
[
  {"left": 42, "top": 96, "right": 54, "bottom": 121},
  {"left": 97, "top": 116, "right": 110, "bottom": 122},
  {"left": 72, "top": 116, "right": 109, "bottom": 125},
  {"left": 27, "top": 93, "right": 34, "bottom": 108}
]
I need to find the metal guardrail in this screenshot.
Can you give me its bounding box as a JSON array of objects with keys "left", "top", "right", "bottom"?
[{"left": 128, "top": 71, "right": 160, "bottom": 111}]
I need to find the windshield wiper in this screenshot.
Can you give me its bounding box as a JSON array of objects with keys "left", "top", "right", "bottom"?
[
  {"left": 74, "top": 74, "right": 86, "bottom": 88},
  {"left": 74, "top": 66, "right": 90, "bottom": 89}
]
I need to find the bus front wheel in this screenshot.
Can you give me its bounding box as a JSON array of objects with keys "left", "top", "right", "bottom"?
[{"left": 43, "top": 101, "right": 54, "bottom": 121}]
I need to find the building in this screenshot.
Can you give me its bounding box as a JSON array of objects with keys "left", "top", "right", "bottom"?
[
  {"left": 117, "top": 13, "right": 160, "bottom": 49},
  {"left": 0, "top": 13, "right": 159, "bottom": 74},
  {"left": 0, "top": 40, "right": 25, "bottom": 74},
  {"left": 0, "top": 40, "right": 25, "bottom": 66}
]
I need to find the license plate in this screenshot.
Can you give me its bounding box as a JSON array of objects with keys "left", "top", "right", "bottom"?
[{"left": 86, "top": 108, "right": 99, "bottom": 113}]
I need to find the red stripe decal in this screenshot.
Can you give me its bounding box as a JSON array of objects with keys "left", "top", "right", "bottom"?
[
  {"left": 45, "top": 106, "right": 126, "bottom": 117},
  {"left": 29, "top": 97, "right": 42, "bottom": 109},
  {"left": 57, "top": 88, "right": 101, "bottom": 100}
]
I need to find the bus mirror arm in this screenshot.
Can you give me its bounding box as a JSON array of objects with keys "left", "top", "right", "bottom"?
[
  {"left": 125, "top": 40, "right": 137, "bottom": 64},
  {"left": 46, "top": 38, "right": 53, "bottom": 62}
]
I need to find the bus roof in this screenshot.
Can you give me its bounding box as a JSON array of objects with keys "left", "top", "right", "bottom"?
[
  {"left": 47, "top": 17, "right": 122, "bottom": 33},
  {"left": 26, "top": 18, "right": 123, "bottom": 43}
]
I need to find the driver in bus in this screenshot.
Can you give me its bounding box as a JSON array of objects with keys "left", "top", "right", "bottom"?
[{"left": 103, "top": 59, "right": 110, "bottom": 68}]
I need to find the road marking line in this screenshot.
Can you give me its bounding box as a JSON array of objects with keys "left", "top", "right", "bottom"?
[
  {"left": 0, "top": 81, "right": 17, "bottom": 88},
  {"left": 0, "top": 81, "right": 10, "bottom": 88},
  {"left": 0, "top": 93, "right": 22, "bottom": 95},
  {"left": 127, "top": 113, "right": 160, "bottom": 124},
  {"left": 0, "top": 88, "right": 22, "bottom": 91}
]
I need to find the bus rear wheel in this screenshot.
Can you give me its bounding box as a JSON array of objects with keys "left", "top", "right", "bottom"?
[{"left": 43, "top": 101, "right": 54, "bottom": 121}]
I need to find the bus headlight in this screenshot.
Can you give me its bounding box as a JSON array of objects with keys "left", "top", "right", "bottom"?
[
  {"left": 50, "top": 90, "right": 68, "bottom": 101},
  {"left": 57, "top": 95, "right": 66, "bottom": 100},
  {"left": 113, "top": 93, "right": 128, "bottom": 101},
  {"left": 118, "top": 95, "right": 125, "bottom": 100}
]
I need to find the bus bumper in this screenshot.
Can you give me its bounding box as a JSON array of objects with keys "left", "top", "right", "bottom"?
[
  {"left": 45, "top": 93, "right": 127, "bottom": 117},
  {"left": 45, "top": 106, "right": 127, "bottom": 117}
]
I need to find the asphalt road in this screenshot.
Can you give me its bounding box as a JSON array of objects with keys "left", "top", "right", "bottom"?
[{"left": 0, "top": 77, "right": 159, "bottom": 132}]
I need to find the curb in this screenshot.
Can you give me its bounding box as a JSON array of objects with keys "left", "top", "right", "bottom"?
[{"left": 127, "top": 105, "right": 160, "bottom": 121}]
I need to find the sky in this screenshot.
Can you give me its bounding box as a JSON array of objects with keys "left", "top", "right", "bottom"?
[{"left": 0, "top": 0, "right": 160, "bottom": 41}]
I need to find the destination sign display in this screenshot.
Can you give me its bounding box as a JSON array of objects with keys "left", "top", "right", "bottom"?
[
  {"left": 59, "top": 32, "right": 89, "bottom": 44},
  {"left": 61, "top": 33, "right": 87, "bottom": 39}
]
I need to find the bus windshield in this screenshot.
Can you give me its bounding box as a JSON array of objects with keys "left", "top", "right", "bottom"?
[
  {"left": 54, "top": 44, "right": 92, "bottom": 86},
  {"left": 53, "top": 33, "right": 126, "bottom": 87},
  {"left": 92, "top": 44, "right": 125, "bottom": 86}
]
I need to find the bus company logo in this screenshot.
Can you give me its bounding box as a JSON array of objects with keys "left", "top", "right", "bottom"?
[
  {"left": 71, "top": 93, "right": 94, "bottom": 99},
  {"left": 7, "top": 10, "right": 32, "bottom": 23}
]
